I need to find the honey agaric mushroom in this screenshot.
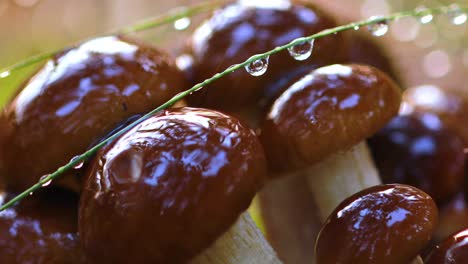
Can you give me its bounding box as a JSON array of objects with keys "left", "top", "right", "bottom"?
[
  {"left": 0, "top": 36, "right": 186, "bottom": 192},
  {"left": 185, "top": 0, "right": 347, "bottom": 127},
  {"left": 368, "top": 112, "right": 465, "bottom": 203},
  {"left": 425, "top": 228, "right": 468, "bottom": 264},
  {"left": 260, "top": 64, "right": 401, "bottom": 219},
  {"left": 0, "top": 188, "right": 83, "bottom": 263},
  {"left": 315, "top": 184, "right": 438, "bottom": 264},
  {"left": 79, "top": 108, "right": 280, "bottom": 264},
  {"left": 401, "top": 85, "right": 468, "bottom": 146}
]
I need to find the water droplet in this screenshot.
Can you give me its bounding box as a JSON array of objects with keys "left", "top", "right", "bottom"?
[
  {"left": 70, "top": 156, "right": 84, "bottom": 169},
  {"left": 39, "top": 175, "right": 52, "bottom": 187},
  {"left": 175, "top": 54, "right": 194, "bottom": 71},
  {"left": 173, "top": 17, "right": 191, "bottom": 31},
  {"left": 28, "top": 192, "right": 33, "bottom": 196},
  {"left": 448, "top": 5, "right": 467, "bottom": 25},
  {"left": 288, "top": 40, "right": 314, "bottom": 61},
  {"left": 245, "top": 56, "right": 269, "bottom": 76},
  {"left": 0, "top": 71, "right": 10, "bottom": 78},
  {"left": 367, "top": 17, "right": 389, "bottom": 37},
  {"left": 416, "top": 6, "right": 433, "bottom": 24},
  {"left": 353, "top": 26, "right": 360, "bottom": 30}
]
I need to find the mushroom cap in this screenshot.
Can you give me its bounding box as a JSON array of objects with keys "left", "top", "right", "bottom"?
[
  {"left": 260, "top": 64, "right": 401, "bottom": 173},
  {"left": 425, "top": 228, "right": 468, "bottom": 264},
  {"left": 401, "top": 85, "right": 468, "bottom": 146},
  {"left": 435, "top": 193, "right": 468, "bottom": 242},
  {"left": 186, "top": 0, "right": 347, "bottom": 112},
  {"left": 315, "top": 184, "right": 438, "bottom": 264},
  {"left": 79, "top": 107, "right": 267, "bottom": 264},
  {"left": 0, "top": 188, "right": 82, "bottom": 263},
  {"left": 368, "top": 112, "right": 465, "bottom": 203},
  {"left": 0, "top": 36, "right": 186, "bottom": 192}
]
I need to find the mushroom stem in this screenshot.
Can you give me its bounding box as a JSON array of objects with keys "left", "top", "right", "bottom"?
[
  {"left": 191, "top": 212, "right": 282, "bottom": 264},
  {"left": 410, "top": 256, "right": 424, "bottom": 264},
  {"left": 306, "top": 141, "right": 381, "bottom": 220},
  {"left": 258, "top": 173, "right": 322, "bottom": 264}
]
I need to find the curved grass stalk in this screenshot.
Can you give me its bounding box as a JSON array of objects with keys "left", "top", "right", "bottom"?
[
  {"left": 0, "top": 4, "right": 466, "bottom": 211},
  {"left": 0, "top": 0, "right": 221, "bottom": 78}
]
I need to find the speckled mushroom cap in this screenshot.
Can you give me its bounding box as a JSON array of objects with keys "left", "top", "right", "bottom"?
[
  {"left": 0, "top": 36, "right": 186, "bottom": 192},
  {"left": 425, "top": 228, "right": 468, "bottom": 264},
  {"left": 315, "top": 184, "right": 438, "bottom": 264},
  {"left": 186, "top": 0, "right": 347, "bottom": 113},
  {"left": 79, "top": 107, "right": 267, "bottom": 264},
  {"left": 260, "top": 64, "right": 401, "bottom": 173},
  {"left": 0, "top": 188, "right": 83, "bottom": 263}
]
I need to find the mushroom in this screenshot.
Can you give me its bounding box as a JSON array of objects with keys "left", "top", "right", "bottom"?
[
  {"left": 0, "top": 188, "right": 83, "bottom": 263},
  {"left": 185, "top": 0, "right": 347, "bottom": 127},
  {"left": 260, "top": 64, "right": 401, "bottom": 219},
  {"left": 0, "top": 36, "right": 187, "bottom": 192},
  {"left": 435, "top": 193, "right": 468, "bottom": 243},
  {"left": 79, "top": 108, "right": 280, "bottom": 263},
  {"left": 425, "top": 228, "right": 468, "bottom": 264},
  {"left": 315, "top": 184, "right": 438, "bottom": 264},
  {"left": 401, "top": 84, "right": 468, "bottom": 146},
  {"left": 368, "top": 112, "right": 465, "bottom": 203}
]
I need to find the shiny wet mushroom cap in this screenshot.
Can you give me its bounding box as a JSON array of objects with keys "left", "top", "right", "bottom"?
[
  {"left": 425, "top": 228, "right": 468, "bottom": 264},
  {"left": 0, "top": 36, "right": 186, "bottom": 192},
  {"left": 260, "top": 64, "right": 401, "bottom": 173},
  {"left": 315, "top": 184, "right": 438, "bottom": 264},
  {"left": 368, "top": 112, "right": 465, "bottom": 203},
  {"left": 186, "top": 0, "right": 347, "bottom": 112},
  {"left": 0, "top": 188, "right": 83, "bottom": 263},
  {"left": 79, "top": 107, "right": 267, "bottom": 264}
]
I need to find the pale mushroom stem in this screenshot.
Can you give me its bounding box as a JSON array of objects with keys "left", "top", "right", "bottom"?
[
  {"left": 191, "top": 212, "right": 283, "bottom": 264},
  {"left": 411, "top": 256, "right": 424, "bottom": 264},
  {"left": 306, "top": 141, "right": 381, "bottom": 220}
]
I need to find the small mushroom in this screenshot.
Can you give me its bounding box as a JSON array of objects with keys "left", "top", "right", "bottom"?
[
  {"left": 0, "top": 36, "right": 186, "bottom": 192},
  {"left": 185, "top": 0, "right": 347, "bottom": 123},
  {"left": 79, "top": 108, "right": 280, "bottom": 264},
  {"left": 315, "top": 184, "right": 438, "bottom": 264},
  {"left": 0, "top": 188, "right": 83, "bottom": 263},
  {"left": 260, "top": 64, "right": 401, "bottom": 219},
  {"left": 401, "top": 85, "right": 468, "bottom": 146},
  {"left": 435, "top": 193, "right": 468, "bottom": 243},
  {"left": 425, "top": 228, "right": 468, "bottom": 264},
  {"left": 368, "top": 112, "right": 465, "bottom": 203}
]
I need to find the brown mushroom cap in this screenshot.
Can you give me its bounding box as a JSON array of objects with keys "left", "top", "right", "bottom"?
[
  {"left": 186, "top": 1, "right": 347, "bottom": 113},
  {"left": 0, "top": 188, "right": 83, "bottom": 263},
  {"left": 402, "top": 85, "right": 468, "bottom": 146},
  {"left": 79, "top": 107, "right": 267, "bottom": 264},
  {"left": 260, "top": 64, "right": 401, "bottom": 173},
  {"left": 0, "top": 36, "right": 186, "bottom": 192},
  {"left": 315, "top": 184, "right": 438, "bottom": 264},
  {"left": 425, "top": 228, "right": 468, "bottom": 264},
  {"left": 435, "top": 192, "right": 468, "bottom": 242},
  {"left": 368, "top": 112, "right": 465, "bottom": 203}
]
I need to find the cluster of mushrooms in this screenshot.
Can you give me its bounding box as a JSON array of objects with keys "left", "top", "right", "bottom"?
[{"left": 0, "top": 1, "right": 467, "bottom": 263}]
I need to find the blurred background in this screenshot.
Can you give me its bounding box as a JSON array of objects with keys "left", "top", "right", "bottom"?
[{"left": 0, "top": 0, "right": 466, "bottom": 104}]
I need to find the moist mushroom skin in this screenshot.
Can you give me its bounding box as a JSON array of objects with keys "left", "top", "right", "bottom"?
[
  {"left": 0, "top": 36, "right": 186, "bottom": 191},
  {"left": 425, "top": 228, "right": 468, "bottom": 264},
  {"left": 79, "top": 107, "right": 267, "bottom": 264},
  {"left": 315, "top": 184, "right": 438, "bottom": 264},
  {"left": 401, "top": 85, "right": 468, "bottom": 146},
  {"left": 368, "top": 112, "right": 465, "bottom": 203},
  {"left": 0, "top": 188, "right": 83, "bottom": 263},
  {"left": 261, "top": 64, "right": 401, "bottom": 174},
  {"left": 186, "top": 1, "right": 347, "bottom": 112}
]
